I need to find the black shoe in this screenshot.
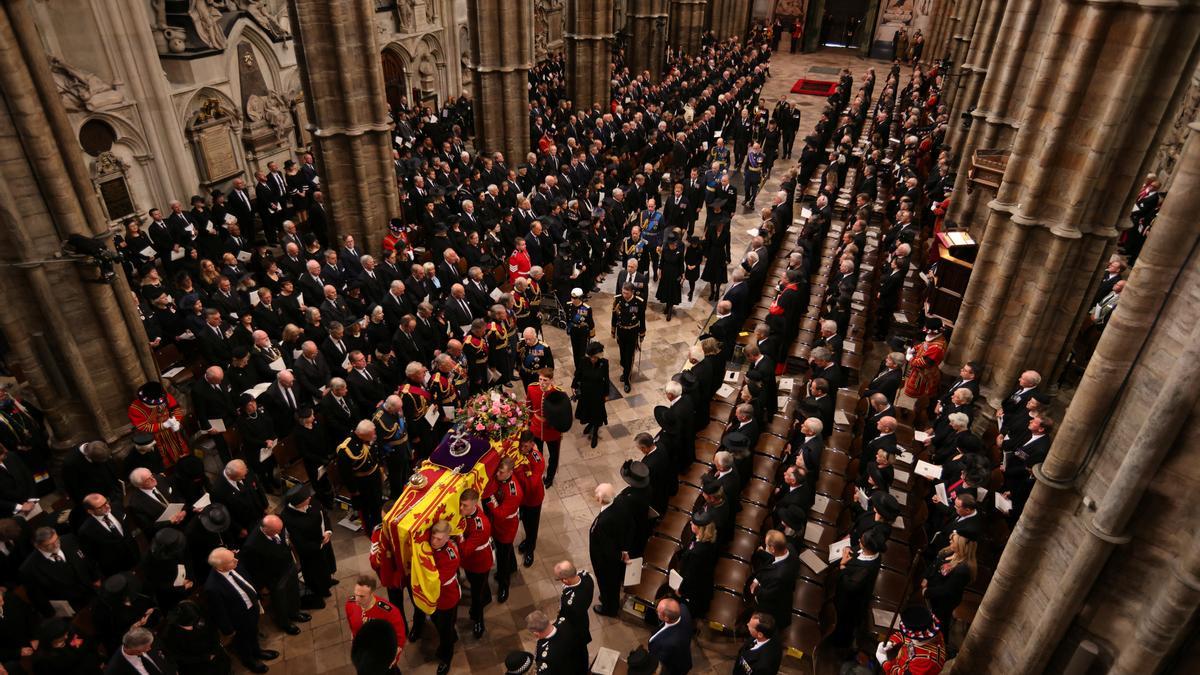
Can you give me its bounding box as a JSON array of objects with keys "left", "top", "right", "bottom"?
[
  {"left": 498, "top": 586, "right": 509, "bottom": 603},
  {"left": 282, "top": 624, "right": 301, "bottom": 636},
  {"left": 623, "top": 381, "right": 631, "bottom": 393},
  {"left": 473, "top": 621, "right": 485, "bottom": 638},
  {"left": 523, "top": 552, "right": 535, "bottom": 567},
  {"left": 329, "top": 578, "right": 340, "bottom": 586},
  {"left": 593, "top": 605, "right": 618, "bottom": 617},
  {"left": 517, "top": 540, "right": 527, "bottom": 553},
  {"left": 243, "top": 661, "right": 268, "bottom": 674},
  {"left": 590, "top": 431, "right": 599, "bottom": 448},
  {"left": 295, "top": 612, "right": 312, "bottom": 623},
  {"left": 437, "top": 663, "right": 451, "bottom": 675},
  {"left": 543, "top": 475, "right": 554, "bottom": 488},
  {"left": 408, "top": 622, "right": 423, "bottom": 642},
  {"left": 257, "top": 650, "right": 280, "bottom": 661}
]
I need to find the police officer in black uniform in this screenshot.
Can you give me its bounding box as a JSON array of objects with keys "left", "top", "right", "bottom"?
[
  {"left": 564, "top": 288, "right": 594, "bottom": 393},
  {"left": 611, "top": 283, "right": 646, "bottom": 393},
  {"left": 336, "top": 420, "right": 384, "bottom": 534},
  {"left": 526, "top": 610, "right": 581, "bottom": 674}
]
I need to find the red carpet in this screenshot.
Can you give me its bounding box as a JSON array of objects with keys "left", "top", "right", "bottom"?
[{"left": 790, "top": 78, "right": 838, "bottom": 97}]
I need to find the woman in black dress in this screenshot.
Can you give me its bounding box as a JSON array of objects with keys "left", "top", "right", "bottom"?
[
  {"left": 683, "top": 235, "right": 705, "bottom": 302},
  {"left": 574, "top": 341, "right": 612, "bottom": 448},
  {"left": 923, "top": 530, "right": 976, "bottom": 628},
  {"left": 832, "top": 527, "right": 886, "bottom": 650},
  {"left": 236, "top": 394, "right": 280, "bottom": 493},
  {"left": 655, "top": 230, "right": 685, "bottom": 320},
  {"left": 160, "top": 601, "right": 233, "bottom": 675},
  {"left": 701, "top": 200, "right": 731, "bottom": 300},
  {"left": 677, "top": 511, "right": 719, "bottom": 619},
  {"left": 140, "top": 528, "right": 195, "bottom": 612}
]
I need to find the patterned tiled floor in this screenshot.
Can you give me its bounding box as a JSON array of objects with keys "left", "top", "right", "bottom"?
[{"left": 235, "top": 47, "right": 891, "bottom": 675}]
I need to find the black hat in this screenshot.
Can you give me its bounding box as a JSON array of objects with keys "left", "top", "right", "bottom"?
[
  {"left": 621, "top": 460, "right": 651, "bottom": 489},
  {"left": 701, "top": 476, "right": 722, "bottom": 495},
  {"left": 691, "top": 510, "right": 714, "bottom": 527},
  {"left": 653, "top": 405, "right": 672, "bottom": 428},
  {"left": 503, "top": 651, "right": 535, "bottom": 674},
  {"left": 722, "top": 431, "right": 750, "bottom": 453},
  {"left": 710, "top": 198, "right": 728, "bottom": 210},
  {"left": 199, "top": 503, "right": 232, "bottom": 533},
  {"left": 956, "top": 433, "right": 983, "bottom": 455},
  {"left": 170, "top": 601, "right": 202, "bottom": 627},
  {"left": 778, "top": 504, "right": 808, "bottom": 531},
  {"left": 231, "top": 345, "right": 250, "bottom": 360},
  {"left": 37, "top": 617, "right": 71, "bottom": 645},
  {"left": 285, "top": 483, "right": 315, "bottom": 507},
  {"left": 351, "top": 618, "right": 398, "bottom": 675},
  {"left": 174, "top": 455, "right": 206, "bottom": 480},
  {"left": 388, "top": 219, "right": 404, "bottom": 234},
  {"left": 924, "top": 317, "right": 944, "bottom": 333},
  {"left": 132, "top": 431, "right": 155, "bottom": 446},
  {"left": 543, "top": 388, "right": 574, "bottom": 433},
  {"left": 137, "top": 381, "right": 167, "bottom": 406},
  {"left": 627, "top": 647, "right": 660, "bottom": 675},
  {"left": 862, "top": 527, "right": 889, "bottom": 554},
  {"left": 899, "top": 606, "right": 940, "bottom": 640},
  {"left": 100, "top": 572, "right": 143, "bottom": 603},
  {"left": 144, "top": 286, "right": 168, "bottom": 301},
  {"left": 870, "top": 491, "right": 902, "bottom": 521},
  {"left": 586, "top": 341, "right": 605, "bottom": 356},
  {"left": 151, "top": 527, "right": 186, "bottom": 558},
  {"left": 1031, "top": 391, "right": 1052, "bottom": 405},
  {"left": 676, "top": 370, "right": 698, "bottom": 392}
]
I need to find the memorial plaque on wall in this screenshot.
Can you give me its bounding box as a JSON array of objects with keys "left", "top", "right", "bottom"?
[
  {"left": 198, "top": 125, "right": 239, "bottom": 181},
  {"left": 98, "top": 176, "right": 135, "bottom": 220}
]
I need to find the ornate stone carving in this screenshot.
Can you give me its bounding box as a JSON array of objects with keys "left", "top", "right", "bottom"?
[
  {"left": 49, "top": 57, "right": 125, "bottom": 112},
  {"left": 534, "top": 0, "right": 565, "bottom": 60},
  {"left": 425, "top": 0, "right": 438, "bottom": 24},
  {"left": 240, "top": 0, "right": 290, "bottom": 39},
  {"left": 395, "top": 0, "right": 415, "bottom": 32},
  {"left": 1154, "top": 71, "right": 1200, "bottom": 190},
  {"left": 245, "top": 91, "right": 295, "bottom": 145},
  {"left": 189, "top": 0, "right": 228, "bottom": 49}
]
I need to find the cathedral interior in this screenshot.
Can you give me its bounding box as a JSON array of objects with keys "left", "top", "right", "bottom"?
[{"left": 0, "top": 0, "right": 1198, "bottom": 674}]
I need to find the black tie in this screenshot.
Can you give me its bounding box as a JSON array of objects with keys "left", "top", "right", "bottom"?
[
  {"left": 103, "top": 515, "right": 118, "bottom": 533},
  {"left": 140, "top": 654, "right": 161, "bottom": 675},
  {"left": 152, "top": 489, "right": 168, "bottom": 506}
]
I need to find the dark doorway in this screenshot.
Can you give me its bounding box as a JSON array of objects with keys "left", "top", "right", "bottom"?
[
  {"left": 818, "top": 0, "right": 869, "bottom": 48},
  {"left": 381, "top": 49, "right": 408, "bottom": 114}
]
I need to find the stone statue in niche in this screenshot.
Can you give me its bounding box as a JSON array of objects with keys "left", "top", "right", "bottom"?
[
  {"left": 240, "top": 0, "right": 290, "bottom": 39},
  {"left": 49, "top": 57, "right": 125, "bottom": 112},
  {"left": 245, "top": 91, "right": 295, "bottom": 145},
  {"left": 425, "top": 0, "right": 437, "bottom": 23},
  {"left": 395, "top": 0, "right": 415, "bottom": 32},
  {"left": 190, "top": 0, "right": 228, "bottom": 49}
]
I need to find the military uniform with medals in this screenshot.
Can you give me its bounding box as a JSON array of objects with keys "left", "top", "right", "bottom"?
[
  {"left": 516, "top": 340, "right": 555, "bottom": 389},
  {"left": 399, "top": 382, "right": 435, "bottom": 459},
  {"left": 335, "top": 433, "right": 383, "bottom": 532},
  {"left": 372, "top": 401, "right": 411, "bottom": 497},
  {"left": 611, "top": 293, "right": 647, "bottom": 389},
  {"left": 565, "top": 302, "right": 594, "bottom": 388}
]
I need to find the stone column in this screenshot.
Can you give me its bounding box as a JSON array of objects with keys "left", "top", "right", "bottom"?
[
  {"left": 287, "top": 0, "right": 400, "bottom": 246},
  {"left": 944, "top": 0, "right": 1004, "bottom": 151},
  {"left": 940, "top": 0, "right": 981, "bottom": 114},
  {"left": 709, "top": 0, "right": 749, "bottom": 41},
  {"left": 627, "top": 0, "right": 670, "bottom": 75},
  {"left": 466, "top": 0, "right": 534, "bottom": 167},
  {"left": 953, "top": 119, "right": 1200, "bottom": 673},
  {"left": 946, "top": 0, "right": 1200, "bottom": 401},
  {"left": 566, "top": 0, "right": 614, "bottom": 110},
  {"left": 668, "top": 0, "right": 707, "bottom": 56},
  {"left": 926, "top": 0, "right": 957, "bottom": 60},
  {"left": 944, "top": 0, "right": 1046, "bottom": 236},
  {"left": 0, "top": 0, "right": 157, "bottom": 445}
]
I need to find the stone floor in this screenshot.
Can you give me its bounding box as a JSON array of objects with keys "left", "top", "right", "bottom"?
[{"left": 237, "top": 46, "right": 892, "bottom": 675}]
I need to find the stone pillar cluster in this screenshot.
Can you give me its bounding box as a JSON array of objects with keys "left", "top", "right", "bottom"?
[
  {"left": 946, "top": 0, "right": 1200, "bottom": 397},
  {"left": 0, "top": 1, "right": 157, "bottom": 445},
  {"left": 668, "top": 0, "right": 707, "bottom": 56},
  {"left": 565, "top": 0, "right": 615, "bottom": 110},
  {"left": 627, "top": 0, "right": 670, "bottom": 76},
  {"left": 938, "top": 0, "right": 981, "bottom": 114},
  {"left": 287, "top": 0, "right": 400, "bottom": 246},
  {"left": 708, "top": 0, "right": 749, "bottom": 41},
  {"left": 944, "top": 0, "right": 1004, "bottom": 150},
  {"left": 926, "top": 0, "right": 959, "bottom": 60},
  {"left": 465, "top": 0, "right": 535, "bottom": 167}
]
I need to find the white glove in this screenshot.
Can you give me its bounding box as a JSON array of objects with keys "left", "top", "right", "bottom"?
[{"left": 875, "top": 641, "right": 890, "bottom": 665}]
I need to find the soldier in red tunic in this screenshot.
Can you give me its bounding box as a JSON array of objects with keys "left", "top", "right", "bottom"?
[
  {"left": 346, "top": 574, "right": 408, "bottom": 659},
  {"left": 515, "top": 432, "right": 547, "bottom": 568},
  {"left": 457, "top": 488, "right": 493, "bottom": 638},
  {"left": 877, "top": 606, "right": 947, "bottom": 675},
  {"left": 409, "top": 520, "right": 461, "bottom": 675},
  {"left": 486, "top": 457, "right": 523, "bottom": 603},
  {"left": 903, "top": 318, "right": 948, "bottom": 401}
]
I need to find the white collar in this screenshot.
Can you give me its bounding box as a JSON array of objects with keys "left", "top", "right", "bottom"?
[{"left": 772, "top": 551, "right": 790, "bottom": 565}]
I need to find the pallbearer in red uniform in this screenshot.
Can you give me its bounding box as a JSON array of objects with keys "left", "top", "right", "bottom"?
[
  {"left": 515, "top": 432, "right": 546, "bottom": 568},
  {"left": 903, "top": 318, "right": 948, "bottom": 400},
  {"left": 457, "top": 488, "right": 493, "bottom": 638},
  {"left": 877, "top": 606, "right": 947, "bottom": 675},
  {"left": 409, "top": 520, "right": 461, "bottom": 675},
  {"left": 127, "top": 382, "right": 188, "bottom": 468},
  {"left": 486, "top": 457, "right": 523, "bottom": 603},
  {"left": 346, "top": 574, "right": 408, "bottom": 655},
  {"left": 527, "top": 368, "right": 568, "bottom": 487}
]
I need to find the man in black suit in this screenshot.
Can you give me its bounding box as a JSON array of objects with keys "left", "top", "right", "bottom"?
[
  {"left": 125, "top": 468, "right": 185, "bottom": 534},
  {"left": 635, "top": 432, "right": 676, "bottom": 516},
  {"left": 59, "top": 440, "right": 122, "bottom": 506},
  {"left": 293, "top": 341, "right": 332, "bottom": 406},
  {"left": 863, "top": 415, "right": 899, "bottom": 465},
  {"left": 76, "top": 493, "right": 140, "bottom": 577},
  {"left": 999, "top": 369, "right": 1042, "bottom": 435},
  {"left": 319, "top": 378, "right": 360, "bottom": 443},
  {"left": 464, "top": 269, "right": 494, "bottom": 317},
  {"left": 260, "top": 370, "right": 300, "bottom": 439},
  {"left": 20, "top": 527, "right": 100, "bottom": 616},
  {"left": 192, "top": 365, "right": 237, "bottom": 460},
  {"left": 773, "top": 465, "right": 815, "bottom": 521},
  {"left": 382, "top": 280, "right": 417, "bottom": 331},
  {"left": 703, "top": 300, "right": 738, "bottom": 365},
  {"left": 196, "top": 308, "right": 233, "bottom": 367},
  {"left": 734, "top": 613, "right": 784, "bottom": 675},
  {"left": 802, "top": 378, "right": 835, "bottom": 437},
  {"left": 346, "top": 350, "right": 388, "bottom": 413},
  {"left": 442, "top": 284, "right": 476, "bottom": 336},
  {"left": 588, "top": 483, "right": 631, "bottom": 616},
  {"left": 297, "top": 260, "right": 327, "bottom": 308},
  {"left": 614, "top": 258, "right": 649, "bottom": 297},
  {"left": 0, "top": 447, "right": 37, "bottom": 517},
  {"left": 786, "top": 417, "right": 825, "bottom": 474},
  {"left": 105, "top": 626, "right": 178, "bottom": 675},
  {"left": 210, "top": 460, "right": 269, "bottom": 543},
  {"left": 939, "top": 361, "right": 982, "bottom": 410},
  {"left": 862, "top": 393, "right": 895, "bottom": 447},
  {"left": 393, "top": 315, "right": 424, "bottom": 367},
  {"left": 745, "top": 344, "right": 777, "bottom": 419},
  {"left": 204, "top": 547, "right": 277, "bottom": 673},
  {"left": 721, "top": 269, "right": 750, "bottom": 322},
  {"left": 863, "top": 352, "right": 904, "bottom": 403},
  {"left": 750, "top": 530, "right": 799, "bottom": 629},
  {"left": 648, "top": 597, "right": 693, "bottom": 675},
  {"left": 238, "top": 515, "right": 310, "bottom": 635},
  {"left": 809, "top": 346, "right": 843, "bottom": 392},
  {"left": 320, "top": 323, "right": 352, "bottom": 378},
  {"left": 250, "top": 288, "right": 286, "bottom": 340}
]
